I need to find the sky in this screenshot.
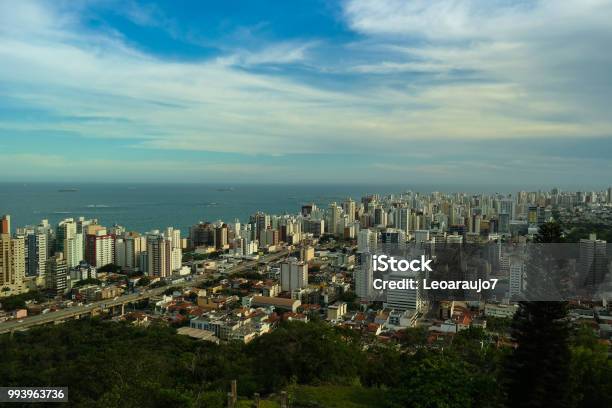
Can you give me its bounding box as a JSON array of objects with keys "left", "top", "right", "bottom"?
[{"left": 1, "top": 0, "right": 611, "bottom": 186}]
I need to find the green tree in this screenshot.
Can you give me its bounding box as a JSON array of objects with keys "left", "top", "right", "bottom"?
[
  {"left": 505, "top": 221, "right": 571, "bottom": 407},
  {"left": 567, "top": 324, "right": 612, "bottom": 407}
]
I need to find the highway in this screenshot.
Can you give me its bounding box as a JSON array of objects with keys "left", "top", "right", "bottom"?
[{"left": 0, "top": 249, "right": 290, "bottom": 335}]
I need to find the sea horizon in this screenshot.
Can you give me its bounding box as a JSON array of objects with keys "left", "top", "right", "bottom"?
[{"left": 1, "top": 181, "right": 606, "bottom": 235}]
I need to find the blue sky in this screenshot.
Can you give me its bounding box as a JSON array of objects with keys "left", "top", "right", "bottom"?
[{"left": 1, "top": 0, "right": 611, "bottom": 186}]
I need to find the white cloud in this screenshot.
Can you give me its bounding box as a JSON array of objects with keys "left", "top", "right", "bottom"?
[
  {"left": 342, "top": 0, "right": 612, "bottom": 125},
  {"left": 0, "top": 0, "right": 611, "bottom": 168}
]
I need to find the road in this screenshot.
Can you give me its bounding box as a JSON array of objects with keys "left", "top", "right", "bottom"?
[{"left": 0, "top": 249, "right": 290, "bottom": 335}]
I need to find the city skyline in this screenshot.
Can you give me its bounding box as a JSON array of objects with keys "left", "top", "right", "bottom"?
[{"left": 2, "top": 0, "right": 612, "bottom": 184}]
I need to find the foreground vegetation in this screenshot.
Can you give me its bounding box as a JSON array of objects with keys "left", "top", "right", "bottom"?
[{"left": 1, "top": 316, "right": 610, "bottom": 408}]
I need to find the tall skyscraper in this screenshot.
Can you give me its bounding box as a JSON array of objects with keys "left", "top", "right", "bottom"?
[
  {"left": 146, "top": 232, "right": 167, "bottom": 277},
  {"left": 579, "top": 234, "right": 608, "bottom": 287},
  {"left": 145, "top": 230, "right": 180, "bottom": 277},
  {"left": 0, "top": 233, "right": 27, "bottom": 297},
  {"left": 1, "top": 215, "right": 10, "bottom": 234},
  {"left": 214, "top": 224, "right": 228, "bottom": 250},
  {"left": 57, "top": 219, "right": 84, "bottom": 268},
  {"left": 26, "top": 232, "right": 47, "bottom": 277},
  {"left": 342, "top": 198, "right": 356, "bottom": 224},
  {"left": 509, "top": 261, "right": 524, "bottom": 298},
  {"left": 280, "top": 258, "right": 308, "bottom": 292},
  {"left": 355, "top": 252, "right": 373, "bottom": 300},
  {"left": 165, "top": 227, "right": 182, "bottom": 273},
  {"left": 328, "top": 202, "right": 342, "bottom": 236},
  {"left": 395, "top": 207, "right": 410, "bottom": 234},
  {"left": 251, "top": 212, "right": 270, "bottom": 240}
]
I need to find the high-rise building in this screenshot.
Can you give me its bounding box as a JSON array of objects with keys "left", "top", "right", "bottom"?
[
  {"left": 509, "top": 261, "right": 524, "bottom": 298},
  {"left": 579, "top": 234, "right": 608, "bottom": 287},
  {"left": 251, "top": 212, "right": 270, "bottom": 240},
  {"left": 301, "top": 203, "right": 317, "bottom": 217},
  {"left": 85, "top": 228, "right": 113, "bottom": 267},
  {"left": 145, "top": 230, "right": 180, "bottom": 277},
  {"left": 114, "top": 232, "right": 146, "bottom": 271},
  {"left": 165, "top": 228, "right": 182, "bottom": 273},
  {"left": 385, "top": 271, "right": 422, "bottom": 312},
  {"left": 57, "top": 219, "right": 84, "bottom": 268},
  {"left": 259, "top": 228, "right": 279, "bottom": 247},
  {"left": 355, "top": 252, "right": 373, "bottom": 300},
  {"left": 499, "top": 199, "right": 515, "bottom": 219},
  {"left": 303, "top": 219, "right": 324, "bottom": 237},
  {"left": 0, "top": 233, "right": 27, "bottom": 297},
  {"left": 357, "top": 229, "right": 378, "bottom": 253},
  {"left": 26, "top": 232, "right": 47, "bottom": 277},
  {"left": 146, "top": 232, "right": 168, "bottom": 278},
  {"left": 214, "top": 225, "right": 228, "bottom": 250},
  {"left": 1, "top": 215, "right": 10, "bottom": 234},
  {"left": 342, "top": 198, "right": 356, "bottom": 224},
  {"left": 395, "top": 207, "right": 410, "bottom": 234},
  {"left": 328, "top": 202, "right": 342, "bottom": 236},
  {"left": 527, "top": 205, "right": 546, "bottom": 227},
  {"left": 373, "top": 207, "right": 387, "bottom": 227},
  {"left": 189, "top": 222, "right": 215, "bottom": 248},
  {"left": 46, "top": 253, "right": 68, "bottom": 295},
  {"left": 280, "top": 258, "right": 308, "bottom": 292}
]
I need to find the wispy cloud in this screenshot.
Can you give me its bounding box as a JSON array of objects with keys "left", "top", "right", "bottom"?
[{"left": 0, "top": 0, "right": 611, "bottom": 184}]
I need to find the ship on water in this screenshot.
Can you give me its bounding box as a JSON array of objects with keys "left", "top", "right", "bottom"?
[{"left": 58, "top": 188, "right": 78, "bottom": 192}]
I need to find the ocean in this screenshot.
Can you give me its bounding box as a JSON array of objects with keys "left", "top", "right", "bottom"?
[
  {"left": 0, "top": 182, "right": 587, "bottom": 234},
  {"left": 0, "top": 182, "right": 410, "bottom": 233}
]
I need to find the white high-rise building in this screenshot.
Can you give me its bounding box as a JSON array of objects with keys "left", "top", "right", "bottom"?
[
  {"left": 57, "top": 219, "right": 84, "bottom": 268},
  {"left": 64, "top": 232, "right": 84, "bottom": 268},
  {"left": 357, "top": 229, "right": 378, "bottom": 253},
  {"left": 385, "top": 271, "right": 422, "bottom": 312},
  {"left": 115, "top": 233, "right": 146, "bottom": 271},
  {"left": 342, "top": 198, "right": 356, "bottom": 224},
  {"left": 85, "top": 228, "right": 113, "bottom": 268},
  {"left": 165, "top": 227, "right": 182, "bottom": 272},
  {"left": 509, "top": 261, "right": 524, "bottom": 298},
  {"left": 355, "top": 252, "right": 373, "bottom": 300},
  {"left": 280, "top": 257, "right": 308, "bottom": 292}
]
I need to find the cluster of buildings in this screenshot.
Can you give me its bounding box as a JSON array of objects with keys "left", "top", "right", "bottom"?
[
  {"left": 2, "top": 186, "right": 612, "bottom": 347},
  {"left": 0, "top": 214, "right": 185, "bottom": 298}
]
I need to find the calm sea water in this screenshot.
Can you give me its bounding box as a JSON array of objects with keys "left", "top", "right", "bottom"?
[
  {"left": 0, "top": 183, "right": 408, "bottom": 233},
  {"left": 0, "top": 182, "right": 579, "bottom": 234}
]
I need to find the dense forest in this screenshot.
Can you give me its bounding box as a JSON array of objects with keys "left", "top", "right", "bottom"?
[{"left": 1, "top": 317, "right": 611, "bottom": 408}]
